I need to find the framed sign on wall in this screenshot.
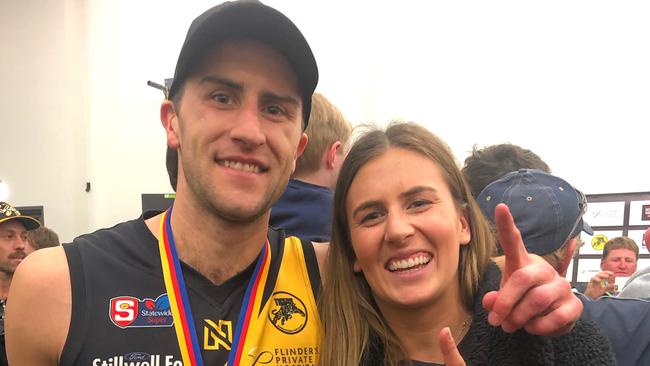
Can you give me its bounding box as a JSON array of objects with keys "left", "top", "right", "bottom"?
[{"left": 568, "top": 192, "right": 650, "bottom": 287}]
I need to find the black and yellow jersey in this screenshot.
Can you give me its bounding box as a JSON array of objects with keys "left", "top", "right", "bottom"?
[{"left": 62, "top": 212, "right": 321, "bottom": 366}]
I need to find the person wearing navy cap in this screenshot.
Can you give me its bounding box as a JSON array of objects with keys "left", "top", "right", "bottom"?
[
  {"left": 475, "top": 168, "right": 650, "bottom": 366},
  {"left": 477, "top": 168, "right": 593, "bottom": 277}
]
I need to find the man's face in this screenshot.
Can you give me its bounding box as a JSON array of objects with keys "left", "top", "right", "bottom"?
[
  {"left": 0, "top": 220, "right": 35, "bottom": 276},
  {"left": 601, "top": 248, "right": 637, "bottom": 277},
  {"left": 165, "top": 39, "right": 307, "bottom": 222}
]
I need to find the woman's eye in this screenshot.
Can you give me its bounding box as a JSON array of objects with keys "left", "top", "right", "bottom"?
[
  {"left": 408, "top": 199, "right": 431, "bottom": 210},
  {"left": 360, "top": 211, "right": 383, "bottom": 225}
]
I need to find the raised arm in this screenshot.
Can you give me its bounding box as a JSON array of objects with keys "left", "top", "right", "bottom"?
[
  {"left": 483, "top": 204, "right": 582, "bottom": 336},
  {"left": 5, "top": 246, "right": 71, "bottom": 365}
]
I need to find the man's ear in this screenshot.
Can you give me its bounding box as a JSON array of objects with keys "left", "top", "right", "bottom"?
[
  {"left": 326, "top": 141, "right": 342, "bottom": 169},
  {"left": 296, "top": 133, "right": 308, "bottom": 160},
  {"left": 160, "top": 100, "right": 180, "bottom": 149},
  {"left": 291, "top": 133, "right": 309, "bottom": 174},
  {"left": 559, "top": 238, "right": 579, "bottom": 277}
]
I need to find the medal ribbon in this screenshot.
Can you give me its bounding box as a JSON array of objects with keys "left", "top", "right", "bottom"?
[
  {"left": 158, "top": 205, "right": 271, "bottom": 366},
  {"left": 228, "top": 232, "right": 271, "bottom": 366},
  {"left": 159, "top": 207, "right": 202, "bottom": 366}
]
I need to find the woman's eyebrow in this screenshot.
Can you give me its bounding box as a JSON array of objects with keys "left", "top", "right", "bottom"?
[
  {"left": 400, "top": 185, "right": 438, "bottom": 199},
  {"left": 351, "top": 200, "right": 382, "bottom": 219}
]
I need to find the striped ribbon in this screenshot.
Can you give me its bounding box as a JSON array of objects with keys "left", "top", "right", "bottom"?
[
  {"left": 158, "top": 206, "right": 271, "bottom": 366},
  {"left": 227, "top": 235, "right": 271, "bottom": 366}
]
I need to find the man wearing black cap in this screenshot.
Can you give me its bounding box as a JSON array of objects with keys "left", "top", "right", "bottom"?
[
  {"left": 6, "top": 2, "right": 587, "bottom": 365},
  {"left": 0, "top": 202, "right": 40, "bottom": 300},
  {"left": 8, "top": 2, "right": 321, "bottom": 365},
  {"left": 0, "top": 202, "right": 40, "bottom": 366}
]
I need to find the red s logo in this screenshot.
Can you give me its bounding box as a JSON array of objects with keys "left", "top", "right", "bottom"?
[{"left": 110, "top": 296, "right": 138, "bottom": 328}]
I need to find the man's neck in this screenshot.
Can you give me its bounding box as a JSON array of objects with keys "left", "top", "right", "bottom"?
[
  {"left": 146, "top": 197, "right": 270, "bottom": 286},
  {"left": 292, "top": 170, "right": 333, "bottom": 191},
  {"left": 0, "top": 273, "right": 12, "bottom": 300}
]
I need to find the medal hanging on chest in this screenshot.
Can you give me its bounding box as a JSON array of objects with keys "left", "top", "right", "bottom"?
[{"left": 158, "top": 206, "right": 271, "bottom": 366}]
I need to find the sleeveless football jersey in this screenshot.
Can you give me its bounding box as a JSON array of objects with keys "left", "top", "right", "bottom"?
[{"left": 61, "top": 213, "right": 321, "bottom": 366}]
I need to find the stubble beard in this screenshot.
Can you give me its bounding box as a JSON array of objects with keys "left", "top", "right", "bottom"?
[
  {"left": 183, "top": 161, "right": 282, "bottom": 224},
  {"left": 0, "top": 261, "right": 16, "bottom": 277}
]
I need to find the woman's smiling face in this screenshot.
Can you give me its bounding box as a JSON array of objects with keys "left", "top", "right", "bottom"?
[{"left": 346, "top": 147, "right": 471, "bottom": 311}]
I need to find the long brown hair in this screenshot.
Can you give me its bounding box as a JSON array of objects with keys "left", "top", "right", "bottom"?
[{"left": 319, "top": 122, "right": 496, "bottom": 365}]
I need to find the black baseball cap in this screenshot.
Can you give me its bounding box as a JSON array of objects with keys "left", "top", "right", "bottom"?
[
  {"left": 0, "top": 202, "right": 41, "bottom": 231},
  {"left": 167, "top": 0, "right": 319, "bottom": 129}
]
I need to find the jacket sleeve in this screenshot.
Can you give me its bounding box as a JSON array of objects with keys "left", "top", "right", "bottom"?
[
  {"left": 578, "top": 292, "right": 650, "bottom": 365},
  {"left": 618, "top": 266, "right": 650, "bottom": 299}
]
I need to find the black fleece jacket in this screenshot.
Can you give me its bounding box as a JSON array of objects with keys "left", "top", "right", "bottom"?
[{"left": 363, "top": 263, "right": 615, "bottom": 366}]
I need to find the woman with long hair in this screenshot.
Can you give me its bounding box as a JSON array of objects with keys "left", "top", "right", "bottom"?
[{"left": 319, "top": 122, "right": 613, "bottom": 365}]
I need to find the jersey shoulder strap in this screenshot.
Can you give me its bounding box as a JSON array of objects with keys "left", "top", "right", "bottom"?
[{"left": 235, "top": 236, "right": 322, "bottom": 365}]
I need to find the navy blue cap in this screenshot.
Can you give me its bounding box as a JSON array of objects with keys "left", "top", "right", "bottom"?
[
  {"left": 168, "top": 0, "right": 318, "bottom": 129},
  {"left": 477, "top": 169, "right": 593, "bottom": 255}
]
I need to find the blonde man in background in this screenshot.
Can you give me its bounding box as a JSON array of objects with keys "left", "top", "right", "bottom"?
[
  {"left": 585, "top": 236, "right": 639, "bottom": 299},
  {"left": 270, "top": 92, "right": 352, "bottom": 242},
  {"left": 618, "top": 228, "right": 650, "bottom": 299}
]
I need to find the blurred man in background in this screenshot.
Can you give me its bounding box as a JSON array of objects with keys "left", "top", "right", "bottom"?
[
  {"left": 0, "top": 202, "right": 40, "bottom": 366},
  {"left": 584, "top": 237, "right": 639, "bottom": 299},
  {"left": 270, "top": 92, "right": 351, "bottom": 242},
  {"left": 27, "top": 226, "right": 60, "bottom": 250}
]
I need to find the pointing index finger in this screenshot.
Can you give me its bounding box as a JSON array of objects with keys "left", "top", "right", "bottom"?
[{"left": 495, "top": 203, "right": 532, "bottom": 283}]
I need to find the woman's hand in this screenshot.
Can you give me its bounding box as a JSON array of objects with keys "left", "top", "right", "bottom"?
[
  {"left": 482, "top": 204, "right": 583, "bottom": 337},
  {"left": 439, "top": 327, "right": 466, "bottom": 366}
]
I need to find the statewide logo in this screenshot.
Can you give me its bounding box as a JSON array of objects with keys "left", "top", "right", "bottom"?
[
  {"left": 109, "top": 294, "right": 173, "bottom": 329},
  {"left": 203, "top": 319, "right": 232, "bottom": 351},
  {"left": 267, "top": 291, "right": 307, "bottom": 334}
]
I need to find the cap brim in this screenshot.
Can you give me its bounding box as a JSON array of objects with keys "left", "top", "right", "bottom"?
[
  {"left": 582, "top": 220, "right": 594, "bottom": 236},
  {"left": 0, "top": 215, "right": 41, "bottom": 230}
]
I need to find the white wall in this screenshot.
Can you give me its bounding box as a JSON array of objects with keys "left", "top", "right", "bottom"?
[
  {"left": 2, "top": 0, "right": 649, "bottom": 242},
  {"left": 1, "top": 0, "right": 89, "bottom": 243}
]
